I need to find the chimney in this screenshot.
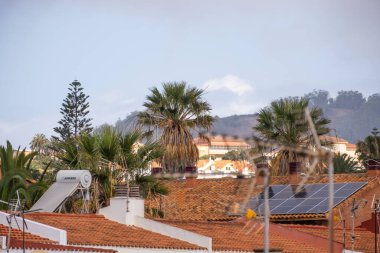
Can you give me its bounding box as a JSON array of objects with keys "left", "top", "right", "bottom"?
[
  {"left": 289, "top": 162, "right": 301, "bottom": 185},
  {"left": 185, "top": 166, "right": 198, "bottom": 179},
  {"left": 98, "top": 185, "right": 144, "bottom": 225},
  {"left": 151, "top": 167, "right": 163, "bottom": 178},
  {"left": 255, "top": 163, "right": 269, "bottom": 186},
  {"left": 367, "top": 159, "right": 380, "bottom": 177}
]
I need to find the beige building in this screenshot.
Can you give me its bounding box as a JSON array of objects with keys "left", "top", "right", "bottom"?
[
  {"left": 320, "top": 135, "right": 357, "bottom": 159},
  {"left": 194, "top": 135, "right": 251, "bottom": 158}
]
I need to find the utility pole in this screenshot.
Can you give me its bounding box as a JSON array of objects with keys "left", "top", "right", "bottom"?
[
  {"left": 375, "top": 199, "right": 379, "bottom": 253},
  {"left": 263, "top": 167, "right": 270, "bottom": 253}
]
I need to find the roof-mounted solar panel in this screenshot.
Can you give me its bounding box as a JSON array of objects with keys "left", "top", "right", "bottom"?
[{"left": 247, "top": 182, "right": 367, "bottom": 215}]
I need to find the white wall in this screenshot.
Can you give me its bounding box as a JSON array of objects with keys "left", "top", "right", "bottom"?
[
  {"left": 89, "top": 245, "right": 208, "bottom": 253},
  {"left": 0, "top": 211, "right": 67, "bottom": 245},
  {"left": 134, "top": 217, "right": 212, "bottom": 253},
  {"left": 99, "top": 197, "right": 144, "bottom": 225}
]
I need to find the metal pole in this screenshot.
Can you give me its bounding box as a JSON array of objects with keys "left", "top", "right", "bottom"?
[
  {"left": 264, "top": 168, "right": 270, "bottom": 253},
  {"left": 328, "top": 157, "right": 334, "bottom": 253},
  {"left": 375, "top": 201, "right": 378, "bottom": 253},
  {"left": 343, "top": 219, "right": 346, "bottom": 249}
]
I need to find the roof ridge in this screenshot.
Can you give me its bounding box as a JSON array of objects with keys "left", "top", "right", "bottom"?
[{"left": 27, "top": 212, "right": 106, "bottom": 219}]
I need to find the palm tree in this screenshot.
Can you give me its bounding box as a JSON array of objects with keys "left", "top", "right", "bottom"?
[
  {"left": 254, "top": 97, "right": 330, "bottom": 175},
  {"left": 30, "top": 133, "right": 49, "bottom": 155},
  {"left": 54, "top": 127, "right": 165, "bottom": 212},
  {"left": 138, "top": 82, "right": 214, "bottom": 173},
  {"left": 0, "top": 141, "right": 46, "bottom": 208},
  {"left": 333, "top": 153, "right": 358, "bottom": 173}
]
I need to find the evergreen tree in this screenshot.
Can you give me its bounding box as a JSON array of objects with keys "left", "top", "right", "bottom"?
[{"left": 53, "top": 80, "right": 92, "bottom": 141}]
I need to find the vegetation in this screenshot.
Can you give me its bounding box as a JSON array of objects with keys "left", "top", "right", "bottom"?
[
  {"left": 356, "top": 128, "right": 380, "bottom": 166},
  {"left": 0, "top": 141, "right": 47, "bottom": 209},
  {"left": 332, "top": 153, "right": 358, "bottom": 173},
  {"left": 305, "top": 91, "right": 380, "bottom": 142},
  {"left": 138, "top": 82, "right": 214, "bottom": 174},
  {"left": 55, "top": 126, "right": 165, "bottom": 212},
  {"left": 254, "top": 97, "right": 330, "bottom": 175},
  {"left": 53, "top": 80, "right": 92, "bottom": 141},
  {"left": 30, "top": 133, "right": 50, "bottom": 155},
  {"left": 222, "top": 150, "right": 249, "bottom": 161}
]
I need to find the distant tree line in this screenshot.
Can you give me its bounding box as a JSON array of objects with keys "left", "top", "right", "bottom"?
[{"left": 305, "top": 90, "right": 380, "bottom": 142}]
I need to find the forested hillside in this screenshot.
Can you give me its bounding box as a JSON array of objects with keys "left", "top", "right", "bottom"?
[{"left": 114, "top": 90, "right": 380, "bottom": 143}]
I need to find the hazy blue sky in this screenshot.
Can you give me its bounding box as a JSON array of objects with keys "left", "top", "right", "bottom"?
[{"left": 1, "top": 0, "right": 379, "bottom": 148}]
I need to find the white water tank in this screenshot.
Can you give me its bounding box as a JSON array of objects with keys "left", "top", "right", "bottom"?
[{"left": 56, "top": 170, "right": 92, "bottom": 188}]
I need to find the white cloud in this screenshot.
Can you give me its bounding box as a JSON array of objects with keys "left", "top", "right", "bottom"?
[{"left": 203, "top": 75, "right": 253, "bottom": 96}]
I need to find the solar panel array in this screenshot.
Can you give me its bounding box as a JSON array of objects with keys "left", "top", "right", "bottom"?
[{"left": 247, "top": 182, "right": 367, "bottom": 215}]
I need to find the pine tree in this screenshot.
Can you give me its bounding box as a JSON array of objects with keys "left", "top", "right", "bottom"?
[{"left": 53, "top": 80, "right": 92, "bottom": 141}]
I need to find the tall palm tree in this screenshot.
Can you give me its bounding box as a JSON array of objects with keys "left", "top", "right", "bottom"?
[
  {"left": 138, "top": 82, "right": 214, "bottom": 173},
  {"left": 30, "top": 133, "right": 49, "bottom": 155},
  {"left": 254, "top": 97, "right": 330, "bottom": 175}
]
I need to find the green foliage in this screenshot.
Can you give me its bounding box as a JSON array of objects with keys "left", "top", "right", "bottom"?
[
  {"left": 254, "top": 97, "right": 330, "bottom": 175},
  {"left": 138, "top": 81, "right": 214, "bottom": 173},
  {"left": 333, "top": 90, "right": 365, "bottom": 110},
  {"left": 53, "top": 127, "right": 164, "bottom": 212},
  {"left": 0, "top": 141, "right": 47, "bottom": 209},
  {"left": 135, "top": 175, "right": 169, "bottom": 198},
  {"left": 199, "top": 155, "right": 215, "bottom": 160},
  {"left": 29, "top": 133, "right": 50, "bottom": 155},
  {"left": 305, "top": 90, "right": 330, "bottom": 110},
  {"left": 333, "top": 153, "right": 358, "bottom": 173},
  {"left": 53, "top": 80, "right": 92, "bottom": 141},
  {"left": 222, "top": 150, "right": 249, "bottom": 161},
  {"left": 356, "top": 128, "right": 380, "bottom": 164}
]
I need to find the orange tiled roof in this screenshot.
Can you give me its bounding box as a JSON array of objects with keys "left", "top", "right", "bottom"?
[
  {"left": 160, "top": 173, "right": 379, "bottom": 223},
  {"left": 197, "top": 159, "right": 209, "bottom": 167},
  {"left": 233, "top": 160, "right": 253, "bottom": 171},
  {"left": 320, "top": 135, "right": 349, "bottom": 144},
  {"left": 346, "top": 143, "right": 357, "bottom": 150},
  {"left": 286, "top": 224, "right": 377, "bottom": 253},
  {"left": 0, "top": 224, "right": 114, "bottom": 252},
  {"left": 159, "top": 220, "right": 341, "bottom": 252},
  {"left": 25, "top": 213, "right": 203, "bottom": 250},
  {"left": 214, "top": 160, "right": 233, "bottom": 169}
]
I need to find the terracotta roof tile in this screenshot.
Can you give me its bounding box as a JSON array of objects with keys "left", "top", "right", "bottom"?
[
  {"left": 25, "top": 213, "right": 203, "bottom": 250},
  {"left": 160, "top": 173, "right": 379, "bottom": 223},
  {"left": 159, "top": 220, "right": 339, "bottom": 252},
  {"left": 320, "top": 135, "right": 349, "bottom": 144},
  {"left": 286, "top": 224, "right": 377, "bottom": 253},
  {"left": 0, "top": 224, "right": 114, "bottom": 252},
  {"left": 197, "top": 159, "right": 209, "bottom": 167},
  {"left": 346, "top": 143, "right": 357, "bottom": 150},
  {"left": 214, "top": 160, "right": 233, "bottom": 169}
]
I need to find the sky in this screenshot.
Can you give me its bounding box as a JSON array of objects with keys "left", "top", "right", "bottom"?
[{"left": 1, "top": 0, "right": 380, "bottom": 148}]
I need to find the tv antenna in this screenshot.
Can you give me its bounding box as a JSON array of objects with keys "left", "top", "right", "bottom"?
[
  {"left": 372, "top": 196, "right": 380, "bottom": 253},
  {"left": 0, "top": 191, "right": 41, "bottom": 253},
  {"left": 350, "top": 198, "right": 367, "bottom": 252}
]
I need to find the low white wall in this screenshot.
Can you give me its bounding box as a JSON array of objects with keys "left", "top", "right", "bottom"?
[
  {"left": 98, "top": 197, "right": 144, "bottom": 225},
  {"left": 89, "top": 245, "right": 208, "bottom": 253},
  {"left": 134, "top": 217, "right": 212, "bottom": 253},
  {"left": 0, "top": 211, "right": 67, "bottom": 245},
  {"left": 11, "top": 249, "right": 91, "bottom": 253}
]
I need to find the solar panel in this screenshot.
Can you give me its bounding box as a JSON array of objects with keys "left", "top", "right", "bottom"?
[{"left": 247, "top": 182, "right": 367, "bottom": 215}]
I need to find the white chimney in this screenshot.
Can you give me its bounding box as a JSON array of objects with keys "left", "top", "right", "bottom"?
[
  {"left": 1, "top": 236, "right": 6, "bottom": 250},
  {"left": 98, "top": 186, "right": 144, "bottom": 225}
]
